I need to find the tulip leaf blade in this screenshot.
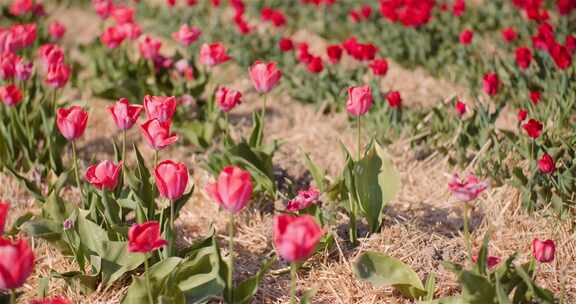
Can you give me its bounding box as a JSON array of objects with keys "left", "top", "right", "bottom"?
[{"left": 353, "top": 251, "right": 426, "bottom": 300}]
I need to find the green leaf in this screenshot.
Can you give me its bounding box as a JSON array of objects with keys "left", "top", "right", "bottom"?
[
  {"left": 353, "top": 142, "right": 401, "bottom": 233},
  {"left": 353, "top": 251, "right": 426, "bottom": 299},
  {"left": 249, "top": 112, "right": 264, "bottom": 148},
  {"left": 230, "top": 257, "right": 275, "bottom": 304},
  {"left": 303, "top": 153, "right": 327, "bottom": 192}
]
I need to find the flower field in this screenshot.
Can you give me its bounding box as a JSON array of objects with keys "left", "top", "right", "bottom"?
[{"left": 0, "top": 0, "right": 575, "bottom": 303}]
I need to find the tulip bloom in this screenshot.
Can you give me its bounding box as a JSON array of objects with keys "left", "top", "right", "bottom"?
[
  {"left": 523, "top": 119, "right": 543, "bottom": 139},
  {"left": 92, "top": 0, "right": 113, "bottom": 19},
  {"left": 472, "top": 255, "right": 501, "bottom": 269},
  {"left": 0, "top": 237, "right": 35, "bottom": 290},
  {"left": 56, "top": 106, "right": 88, "bottom": 141},
  {"left": 346, "top": 85, "right": 373, "bottom": 116},
  {"left": 530, "top": 90, "right": 541, "bottom": 105},
  {"left": 140, "top": 119, "right": 179, "bottom": 150},
  {"left": 128, "top": 221, "right": 167, "bottom": 253},
  {"left": 0, "top": 84, "right": 23, "bottom": 107},
  {"left": 369, "top": 58, "right": 388, "bottom": 76},
  {"left": 273, "top": 214, "right": 323, "bottom": 262},
  {"left": 143, "top": 95, "right": 177, "bottom": 123},
  {"left": 448, "top": 174, "right": 488, "bottom": 202},
  {"left": 532, "top": 239, "right": 555, "bottom": 263},
  {"left": 216, "top": 86, "right": 242, "bottom": 112},
  {"left": 455, "top": 100, "right": 467, "bottom": 117},
  {"left": 172, "top": 24, "right": 202, "bottom": 46},
  {"left": 501, "top": 27, "right": 517, "bottom": 43},
  {"left": 107, "top": 98, "right": 143, "bottom": 130},
  {"left": 38, "top": 44, "right": 64, "bottom": 68},
  {"left": 249, "top": 61, "right": 282, "bottom": 94},
  {"left": 139, "top": 36, "right": 162, "bottom": 60},
  {"left": 459, "top": 29, "right": 474, "bottom": 45},
  {"left": 85, "top": 160, "right": 122, "bottom": 191},
  {"left": 515, "top": 47, "right": 532, "bottom": 69},
  {"left": 199, "top": 43, "right": 230, "bottom": 67},
  {"left": 326, "top": 45, "right": 343, "bottom": 64},
  {"left": 386, "top": 91, "right": 402, "bottom": 108},
  {"left": 45, "top": 63, "right": 71, "bottom": 89},
  {"left": 538, "top": 153, "right": 555, "bottom": 174},
  {"left": 518, "top": 109, "right": 527, "bottom": 122},
  {"left": 278, "top": 37, "right": 294, "bottom": 52},
  {"left": 286, "top": 187, "right": 320, "bottom": 212},
  {"left": 111, "top": 5, "right": 134, "bottom": 24},
  {"left": 30, "top": 297, "right": 71, "bottom": 304},
  {"left": 206, "top": 166, "right": 253, "bottom": 213},
  {"left": 0, "top": 201, "right": 8, "bottom": 234},
  {"left": 14, "top": 58, "right": 32, "bottom": 81},
  {"left": 307, "top": 56, "right": 324, "bottom": 74},
  {"left": 155, "top": 160, "right": 189, "bottom": 201},
  {"left": 483, "top": 73, "right": 500, "bottom": 96},
  {"left": 101, "top": 26, "right": 126, "bottom": 49},
  {"left": 48, "top": 21, "right": 66, "bottom": 40}
]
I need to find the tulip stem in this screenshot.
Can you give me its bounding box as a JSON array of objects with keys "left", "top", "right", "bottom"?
[
  {"left": 169, "top": 200, "right": 175, "bottom": 257},
  {"left": 224, "top": 112, "right": 230, "bottom": 143},
  {"left": 122, "top": 129, "right": 127, "bottom": 183},
  {"left": 144, "top": 255, "right": 154, "bottom": 304},
  {"left": 290, "top": 263, "right": 298, "bottom": 304},
  {"left": 154, "top": 150, "right": 159, "bottom": 169},
  {"left": 227, "top": 213, "right": 235, "bottom": 303},
  {"left": 261, "top": 94, "right": 268, "bottom": 135},
  {"left": 357, "top": 116, "right": 362, "bottom": 160},
  {"left": 463, "top": 204, "right": 472, "bottom": 262},
  {"left": 71, "top": 141, "right": 84, "bottom": 207}
]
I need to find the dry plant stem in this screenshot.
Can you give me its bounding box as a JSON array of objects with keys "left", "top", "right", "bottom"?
[
  {"left": 72, "top": 141, "right": 84, "bottom": 207},
  {"left": 144, "top": 255, "right": 154, "bottom": 304},
  {"left": 290, "top": 263, "right": 298, "bottom": 304},
  {"left": 463, "top": 203, "right": 472, "bottom": 262},
  {"left": 228, "top": 213, "right": 235, "bottom": 303}
]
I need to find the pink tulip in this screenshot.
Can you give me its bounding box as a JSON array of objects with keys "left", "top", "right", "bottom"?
[
  {"left": 249, "top": 61, "right": 282, "bottom": 93},
  {"left": 0, "top": 237, "right": 35, "bottom": 290},
  {"left": 215, "top": 86, "right": 242, "bottom": 112},
  {"left": 118, "top": 22, "right": 142, "bottom": 40},
  {"left": 45, "top": 63, "right": 70, "bottom": 88},
  {"left": 143, "top": 95, "right": 177, "bottom": 123},
  {"left": 48, "top": 21, "right": 66, "bottom": 40},
  {"left": 128, "top": 221, "right": 167, "bottom": 253},
  {"left": 92, "top": 0, "right": 114, "bottom": 19},
  {"left": 56, "top": 106, "right": 88, "bottom": 141},
  {"left": 448, "top": 174, "right": 488, "bottom": 202},
  {"left": 139, "top": 36, "right": 162, "bottom": 60},
  {"left": 206, "top": 166, "right": 253, "bottom": 213},
  {"left": 14, "top": 58, "right": 32, "bottom": 81},
  {"left": 172, "top": 24, "right": 202, "bottom": 46},
  {"left": 111, "top": 5, "right": 134, "bottom": 24},
  {"left": 273, "top": 214, "right": 323, "bottom": 262},
  {"left": 199, "top": 43, "right": 230, "bottom": 67},
  {"left": 0, "top": 84, "right": 23, "bottom": 107},
  {"left": 472, "top": 255, "right": 501, "bottom": 269},
  {"left": 101, "top": 26, "right": 126, "bottom": 49},
  {"left": 0, "top": 201, "right": 8, "bottom": 234},
  {"left": 38, "top": 44, "right": 64, "bottom": 68},
  {"left": 286, "top": 187, "right": 320, "bottom": 212},
  {"left": 155, "top": 160, "right": 189, "bottom": 200},
  {"left": 346, "top": 85, "right": 372, "bottom": 116},
  {"left": 107, "top": 98, "right": 143, "bottom": 130},
  {"left": 532, "top": 239, "right": 555, "bottom": 263},
  {"left": 30, "top": 296, "right": 71, "bottom": 304},
  {"left": 85, "top": 160, "right": 122, "bottom": 191},
  {"left": 140, "top": 119, "right": 179, "bottom": 150}
]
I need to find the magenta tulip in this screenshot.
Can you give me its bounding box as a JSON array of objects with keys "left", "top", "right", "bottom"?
[
  {"left": 206, "top": 166, "right": 253, "bottom": 213},
  {"left": 140, "top": 119, "right": 179, "bottom": 150},
  {"left": 107, "top": 98, "right": 143, "bottom": 130},
  {"left": 56, "top": 106, "right": 88, "bottom": 141},
  {"left": 143, "top": 95, "right": 177, "bottom": 123},
  {"left": 85, "top": 160, "right": 122, "bottom": 191},
  {"left": 532, "top": 239, "right": 555, "bottom": 263}
]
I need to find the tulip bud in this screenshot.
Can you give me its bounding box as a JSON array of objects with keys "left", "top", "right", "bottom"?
[
  {"left": 273, "top": 214, "right": 323, "bottom": 262},
  {"left": 386, "top": 91, "right": 402, "bottom": 108},
  {"left": 56, "top": 106, "right": 88, "bottom": 141},
  {"left": 128, "top": 221, "right": 167, "bottom": 253},
  {"left": 455, "top": 100, "right": 467, "bottom": 117},
  {"left": 206, "top": 166, "right": 253, "bottom": 213},
  {"left": 154, "top": 160, "right": 189, "bottom": 201},
  {"left": 532, "top": 239, "right": 555, "bottom": 263},
  {"left": 278, "top": 37, "right": 294, "bottom": 52},
  {"left": 459, "top": 29, "right": 474, "bottom": 45},
  {"left": 517, "top": 109, "right": 527, "bottom": 122},
  {"left": 515, "top": 47, "right": 532, "bottom": 69},
  {"left": 326, "top": 45, "right": 343, "bottom": 64}
]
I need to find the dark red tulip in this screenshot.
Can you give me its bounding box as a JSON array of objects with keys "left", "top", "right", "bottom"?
[
  {"left": 538, "top": 153, "right": 555, "bottom": 174},
  {"left": 386, "top": 91, "right": 402, "bottom": 108},
  {"left": 515, "top": 47, "right": 532, "bottom": 69},
  {"left": 523, "top": 119, "right": 543, "bottom": 139}
]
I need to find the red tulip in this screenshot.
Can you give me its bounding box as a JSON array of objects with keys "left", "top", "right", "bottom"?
[
  {"left": 56, "top": 106, "right": 88, "bottom": 141},
  {"left": 172, "top": 24, "right": 201, "bottom": 46},
  {"left": 501, "top": 27, "right": 517, "bottom": 43},
  {"left": 459, "top": 29, "right": 474, "bottom": 45},
  {"left": 532, "top": 239, "right": 555, "bottom": 263},
  {"left": 286, "top": 187, "right": 320, "bottom": 212},
  {"left": 143, "top": 95, "right": 177, "bottom": 123},
  {"left": 38, "top": 44, "right": 64, "bottom": 68},
  {"left": 455, "top": 100, "right": 467, "bottom": 117},
  {"left": 128, "top": 221, "right": 167, "bottom": 253},
  {"left": 278, "top": 37, "right": 294, "bottom": 52},
  {"left": 0, "top": 52, "right": 16, "bottom": 80},
  {"left": 472, "top": 255, "right": 501, "bottom": 269},
  {"left": 0, "top": 201, "right": 8, "bottom": 234},
  {"left": 48, "top": 21, "right": 66, "bottom": 41},
  {"left": 199, "top": 43, "right": 230, "bottom": 67},
  {"left": 140, "top": 119, "right": 179, "bottom": 150},
  {"left": 538, "top": 153, "right": 555, "bottom": 174},
  {"left": 30, "top": 296, "right": 71, "bottom": 304},
  {"left": 297, "top": 42, "right": 312, "bottom": 64},
  {"left": 85, "top": 160, "right": 122, "bottom": 191},
  {"left": 369, "top": 58, "right": 388, "bottom": 76},
  {"left": 139, "top": 36, "right": 162, "bottom": 60},
  {"left": 307, "top": 56, "right": 324, "bottom": 73},
  {"left": 101, "top": 26, "right": 126, "bottom": 49},
  {"left": 107, "top": 98, "right": 143, "bottom": 130},
  {"left": 346, "top": 85, "right": 372, "bottom": 116},
  {"left": 530, "top": 90, "right": 541, "bottom": 105},
  {"left": 0, "top": 237, "right": 35, "bottom": 290},
  {"left": 550, "top": 43, "right": 572, "bottom": 70},
  {"left": 518, "top": 109, "right": 527, "bottom": 122},
  {"left": 92, "top": 0, "right": 114, "bottom": 19},
  {"left": 261, "top": 7, "right": 286, "bottom": 27},
  {"left": 452, "top": 0, "right": 466, "bottom": 16},
  {"left": 166, "top": 0, "right": 176, "bottom": 6},
  {"left": 349, "top": 10, "right": 362, "bottom": 22},
  {"left": 326, "top": 45, "right": 343, "bottom": 64},
  {"left": 386, "top": 91, "right": 402, "bottom": 108},
  {"left": 448, "top": 174, "right": 488, "bottom": 202},
  {"left": 155, "top": 160, "right": 189, "bottom": 200},
  {"left": 216, "top": 86, "right": 242, "bottom": 112},
  {"left": 273, "top": 214, "right": 323, "bottom": 262},
  {"left": 112, "top": 5, "right": 134, "bottom": 24},
  {"left": 0, "top": 84, "right": 23, "bottom": 107},
  {"left": 9, "top": 0, "right": 33, "bottom": 16},
  {"left": 566, "top": 35, "right": 576, "bottom": 54},
  {"left": 206, "top": 166, "right": 253, "bottom": 214},
  {"left": 45, "top": 63, "right": 71, "bottom": 88},
  {"left": 523, "top": 119, "right": 543, "bottom": 138},
  {"left": 249, "top": 61, "right": 282, "bottom": 93},
  {"left": 515, "top": 47, "right": 532, "bottom": 69},
  {"left": 483, "top": 73, "right": 500, "bottom": 96},
  {"left": 361, "top": 4, "right": 373, "bottom": 18}
]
